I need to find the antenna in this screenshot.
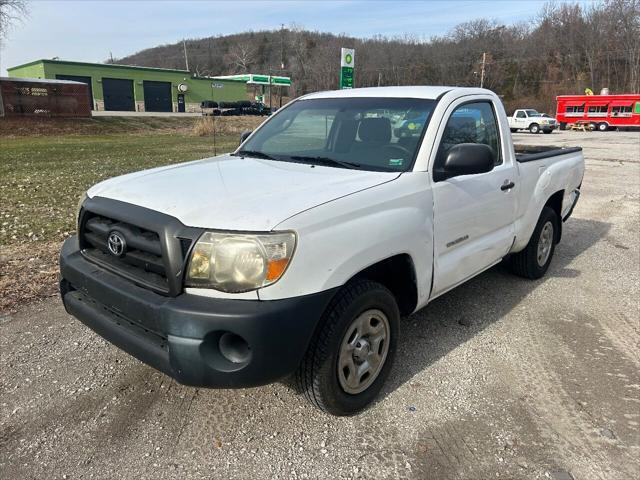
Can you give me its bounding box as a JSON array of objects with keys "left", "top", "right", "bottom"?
[{"left": 212, "top": 114, "right": 217, "bottom": 156}]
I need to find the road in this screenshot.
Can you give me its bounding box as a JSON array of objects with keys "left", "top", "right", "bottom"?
[{"left": 1, "top": 130, "right": 639, "bottom": 480}]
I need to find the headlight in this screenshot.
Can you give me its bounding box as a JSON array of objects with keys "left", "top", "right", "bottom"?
[{"left": 185, "top": 231, "right": 296, "bottom": 293}]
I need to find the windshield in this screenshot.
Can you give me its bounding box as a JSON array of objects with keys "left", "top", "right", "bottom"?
[
  {"left": 525, "top": 109, "right": 542, "bottom": 117},
  {"left": 238, "top": 97, "right": 437, "bottom": 172}
]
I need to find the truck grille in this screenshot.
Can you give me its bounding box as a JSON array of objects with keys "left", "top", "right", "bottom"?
[
  {"left": 78, "top": 201, "right": 200, "bottom": 296},
  {"left": 81, "top": 214, "right": 170, "bottom": 292}
]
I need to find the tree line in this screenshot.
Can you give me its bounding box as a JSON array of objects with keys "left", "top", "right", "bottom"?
[{"left": 117, "top": 0, "right": 638, "bottom": 114}]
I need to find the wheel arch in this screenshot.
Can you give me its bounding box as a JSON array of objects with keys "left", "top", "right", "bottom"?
[
  {"left": 349, "top": 254, "right": 418, "bottom": 316},
  {"left": 544, "top": 189, "right": 564, "bottom": 243}
]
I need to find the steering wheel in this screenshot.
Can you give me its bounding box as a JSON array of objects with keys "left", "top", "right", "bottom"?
[{"left": 381, "top": 144, "right": 412, "bottom": 159}]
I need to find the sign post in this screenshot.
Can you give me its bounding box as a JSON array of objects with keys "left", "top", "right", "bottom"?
[{"left": 340, "top": 48, "right": 355, "bottom": 89}]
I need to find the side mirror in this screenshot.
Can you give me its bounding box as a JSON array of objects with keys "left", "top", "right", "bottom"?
[
  {"left": 239, "top": 130, "right": 252, "bottom": 144},
  {"left": 435, "top": 143, "right": 495, "bottom": 181}
]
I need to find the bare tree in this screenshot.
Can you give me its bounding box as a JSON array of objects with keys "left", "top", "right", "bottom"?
[
  {"left": 114, "top": 0, "right": 640, "bottom": 104},
  {"left": 225, "top": 41, "right": 257, "bottom": 73},
  {"left": 0, "top": 0, "right": 27, "bottom": 38}
]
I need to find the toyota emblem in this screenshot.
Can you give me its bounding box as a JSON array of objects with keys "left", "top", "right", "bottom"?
[{"left": 107, "top": 231, "right": 126, "bottom": 257}]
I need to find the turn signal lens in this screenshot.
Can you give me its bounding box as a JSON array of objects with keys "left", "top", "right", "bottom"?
[
  {"left": 266, "top": 258, "right": 289, "bottom": 281},
  {"left": 185, "top": 231, "right": 296, "bottom": 293}
]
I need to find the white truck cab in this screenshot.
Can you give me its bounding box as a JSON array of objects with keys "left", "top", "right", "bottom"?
[
  {"left": 509, "top": 108, "right": 558, "bottom": 134},
  {"left": 60, "top": 86, "right": 584, "bottom": 415}
]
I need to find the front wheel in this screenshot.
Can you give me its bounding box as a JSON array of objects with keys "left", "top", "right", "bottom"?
[
  {"left": 511, "top": 206, "right": 558, "bottom": 279},
  {"left": 296, "top": 280, "right": 399, "bottom": 416},
  {"left": 529, "top": 123, "right": 540, "bottom": 134}
]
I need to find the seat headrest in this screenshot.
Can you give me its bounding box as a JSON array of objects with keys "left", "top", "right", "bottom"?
[
  {"left": 358, "top": 117, "right": 391, "bottom": 143},
  {"left": 448, "top": 116, "right": 476, "bottom": 131},
  {"left": 443, "top": 116, "right": 477, "bottom": 144}
]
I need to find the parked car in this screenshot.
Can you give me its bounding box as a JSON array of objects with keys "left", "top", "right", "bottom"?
[
  {"left": 508, "top": 108, "right": 557, "bottom": 133},
  {"left": 60, "top": 86, "right": 584, "bottom": 415}
]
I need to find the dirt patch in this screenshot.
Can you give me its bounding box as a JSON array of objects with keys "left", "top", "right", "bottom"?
[
  {"left": 0, "top": 241, "right": 61, "bottom": 313},
  {"left": 0, "top": 115, "right": 264, "bottom": 138}
]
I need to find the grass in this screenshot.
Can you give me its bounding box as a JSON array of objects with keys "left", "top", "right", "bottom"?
[
  {"left": 0, "top": 115, "right": 263, "bottom": 311},
  {"left": 0, "top": 133, "right": 237, "bottom": 244}
]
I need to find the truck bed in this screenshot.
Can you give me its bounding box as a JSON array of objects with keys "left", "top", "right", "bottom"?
[{"left": 515, "top": 145, "right": 583, "bottom": 163}]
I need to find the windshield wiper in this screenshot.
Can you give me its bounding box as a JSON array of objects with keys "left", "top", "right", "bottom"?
[
  {"left": 288, "top": 155, "right": 362, "bottom": 169},
  {"left": 232, "top": 150, "right": 277, "bottom": 160}
]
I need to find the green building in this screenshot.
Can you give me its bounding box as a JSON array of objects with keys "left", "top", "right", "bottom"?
[{"left": 6, "top": 59, "right": 264, "bottom": 113}]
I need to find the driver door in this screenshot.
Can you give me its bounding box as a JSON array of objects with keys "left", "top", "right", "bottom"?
[{"left": 430, "top": 99, "right": 517, "bottom": 298}]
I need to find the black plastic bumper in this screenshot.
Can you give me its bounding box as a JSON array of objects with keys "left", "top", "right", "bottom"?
[{"left": 59, "top": 236, "right": 337, "bottom": 388}]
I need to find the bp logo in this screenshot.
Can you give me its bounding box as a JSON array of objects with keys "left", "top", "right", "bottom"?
[{"left": 345, "top": 53, "right": 353, "bottom": 65}]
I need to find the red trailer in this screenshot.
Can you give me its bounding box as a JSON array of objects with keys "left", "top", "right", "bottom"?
[{"left": 556, "top": 94, "right": 640, "bottom": 131}]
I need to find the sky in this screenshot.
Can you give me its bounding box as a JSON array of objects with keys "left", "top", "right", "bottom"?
[{"left": 0, "top": 0, "right": 598, "bottom": 75}]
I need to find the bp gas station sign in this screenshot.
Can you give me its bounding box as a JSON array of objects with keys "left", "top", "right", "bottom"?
[{"left": 340, "top": 48, "right": 355, "bottom": 89}]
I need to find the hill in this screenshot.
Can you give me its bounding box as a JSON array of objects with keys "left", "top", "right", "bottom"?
[{"left": 116, "top": 0, "right": 639, "bottom": 113}]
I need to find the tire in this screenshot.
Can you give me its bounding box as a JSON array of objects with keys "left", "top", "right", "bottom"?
[
  {"left": 511, "top": 206, "right": 558, "bottom": 279},
  {"left": 559, "top": 122, "right": 567, "bottom": 131},
  {"left": 529, "top": 123, "right": 540, "bottom": 134},
  {"left": 589, "top": 123, "right": 597, "bottom": 131},
  {"left": 543, "top": 129, "right": 553, "bottom": 134},
  {"left": 598, "top": 122, "right": 608, "bottom": 132},
  {"left": 296, "top": 279, "right": 399, "bottom": 416},
  {"left": 510, "top": 128, "right": 518, "bottom": 133}
]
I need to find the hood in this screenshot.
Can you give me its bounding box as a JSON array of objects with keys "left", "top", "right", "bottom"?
[{"left": 88, "top": 154, "right": 400, "bottom": 231}]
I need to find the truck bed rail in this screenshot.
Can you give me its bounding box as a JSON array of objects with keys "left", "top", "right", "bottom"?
[{"left": 515, "top": 145, "right": 583, "bottom": 163}]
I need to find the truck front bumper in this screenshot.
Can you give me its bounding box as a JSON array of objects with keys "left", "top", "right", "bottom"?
[{"left": 59, "top": 237, "right": 336, "bottom": 388}]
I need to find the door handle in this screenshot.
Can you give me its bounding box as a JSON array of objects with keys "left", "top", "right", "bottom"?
[{"left": 501, "top": 181, "right": 515, "bottom": 191}]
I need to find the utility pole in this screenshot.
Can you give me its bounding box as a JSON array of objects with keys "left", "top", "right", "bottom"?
[
  {"left": 183, "top": 40, "right": 190, "bottom": 72},
  {"left": 280, "top": 24, "right": 285, "bottom": 70},
  {"left": 377, "top": 72, "right": 382, "bottom": 87},
  {"left": 480, "top": 52, "right": 486, "bottom": 88},
  {"left": 109, "top": 51, "right": 114, "bottom": 64}
]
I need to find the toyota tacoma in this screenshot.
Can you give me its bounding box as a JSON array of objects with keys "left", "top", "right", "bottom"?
[{"left": 60, "top": 86, "right": 584, "bottom": 415}]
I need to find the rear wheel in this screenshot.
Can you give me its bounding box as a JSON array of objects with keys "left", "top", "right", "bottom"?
[
  {"left": 511, "top": 206, "right": 558, "bottom": 279},
  {"left": 529, "top": 123, "right": 540, "bottom": 134},
  {"left": 598, "top": 122, "right": 609, "bottom": 132},
  {"left": 296, "top": 280, "right": 399, "bottom": 416}
]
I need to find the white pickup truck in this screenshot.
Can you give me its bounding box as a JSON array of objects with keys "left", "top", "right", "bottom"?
[
  {"left": 60, "top": 87, "right": 584, "bottom": 415},
  {"left": 508, "top": 108, "right": 558, "bottom": 134}
]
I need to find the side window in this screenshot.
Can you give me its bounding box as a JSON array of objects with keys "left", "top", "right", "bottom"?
[
  {"left": 436, "top": 101, "right": 502, "bottom": 168},
  {"left": 516, "top": 111, "right": 526, "bottom": 119}
]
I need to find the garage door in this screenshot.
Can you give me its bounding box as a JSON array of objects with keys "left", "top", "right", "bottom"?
[
  {"left": 56, "top": 75, "right": 94, "bottom": 110},
  {"left": 143, "top": 81, "right": 172, "bottom": 112},
  {"left": 102, "top": 78, "right": 134, "bottom": 111}
]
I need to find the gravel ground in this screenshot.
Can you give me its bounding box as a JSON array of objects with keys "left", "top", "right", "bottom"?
[{"left": 1, "top": 130, "right": 639, "bottom": 480}]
